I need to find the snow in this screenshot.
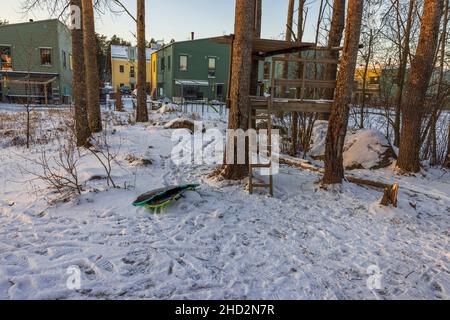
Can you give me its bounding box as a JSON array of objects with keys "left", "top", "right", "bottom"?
[
  {"left": 310, "top": 122, "right": 396, "bottom": 170},
  {"left": 157, "top": 103, "right": 182, "bottom": 114},
  {"left": 0, "top": 104, "right": 449, "bottom": 300},
  {"left": 343, "top": 129, "right": 395, "bottom": 170},
  {"left": 309, "top": 120, "right": 329, "bottom": 159}
]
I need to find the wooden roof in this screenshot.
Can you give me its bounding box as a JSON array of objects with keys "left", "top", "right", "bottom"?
[{"left": 210, "top": 35, "right": 318, "bottom": 57}]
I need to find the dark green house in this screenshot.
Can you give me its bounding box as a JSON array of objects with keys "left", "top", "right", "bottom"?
[
  {"left": 152, "top": 37, "right": 230, "bottom": 102},
  {"left": 0, "top": 19, "right": 73, "bottom": 104}
]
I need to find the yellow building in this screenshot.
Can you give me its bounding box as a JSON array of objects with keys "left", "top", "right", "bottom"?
[
  {"left": 151, "top": 51, "right": 157, "bottom": 97},
  {"left": 354, "top": 65, "right": 383, "bottom": 104},
  {"left": 111, "top": 45, "right": 154, "bottom": 92}
]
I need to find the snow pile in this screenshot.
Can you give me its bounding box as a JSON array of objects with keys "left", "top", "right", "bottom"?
[
  {"left": 157, "top": 103, "right": 182, "bottom": 114},
  {"left": 343, "top": 129, "right": 396, "bottom": 170},
  {"left": 164, "top": 117, "right": 196, "bottom": 132},
  {"left": 309, "top": 122, "right": 395, "bottom": 170}
]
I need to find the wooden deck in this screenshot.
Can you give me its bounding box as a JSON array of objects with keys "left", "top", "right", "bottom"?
[{"left": 250, "top": 96, "right": 333, "bottom": 113}]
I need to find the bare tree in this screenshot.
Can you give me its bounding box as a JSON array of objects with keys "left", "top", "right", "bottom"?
[
  {"left": 397, "top": 0, "right": 443, "bottom": 173},
  {"left": 429, "top": 0, "right": 449, "bottom": 166},
  {"left": 71, "top": 0, "right": 91, "bottom": 147},
  {"left": 220, "top": 0, "right": 255, "bottom": 180},
  {"left": 135, "top": 0, "right": 148, "bottom": 122},
  {"left": 250, "top": 0, "right": 262, "bottom": 96},
  {"left": 82, "top": 0, "right": 102, "bottom": 133},
  {"left": 323, "top": 0, "right": 364, "bottom": 185},
  {"left": 291, "top": 0, "right": 307, "bottom": 156},
  {"left": 393, "top": 0, "right": 415, "bottom": 147},
  {"left": 320, "top": 0, "right": 346, "bottom": 121}
]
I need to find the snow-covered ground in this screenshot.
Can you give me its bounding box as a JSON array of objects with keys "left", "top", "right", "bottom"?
[{"left": 0, "top": 102, "right": 449, "bottom": 300}]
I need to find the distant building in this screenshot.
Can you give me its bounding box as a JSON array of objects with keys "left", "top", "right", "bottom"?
[
  {"left": 110, "top": 45, "right": 154, "bottom": 92},
  {"left": 151, "top": 37, "right": 231, "bottom": 102},
  {"left": 353, "top": 65, "right": 383, "bottom": 104},
  {"left": 0, "top": 19, "right": 73, "bottom": 104}
]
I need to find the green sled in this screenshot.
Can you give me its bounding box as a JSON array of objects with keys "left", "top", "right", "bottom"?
[{"left": 132, "top": 184, "right": 200, "bottom": 209}]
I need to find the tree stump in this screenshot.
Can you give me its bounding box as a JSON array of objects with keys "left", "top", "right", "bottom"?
[{"left": 380, "top": 183, "right": 399, "bottom": 207}]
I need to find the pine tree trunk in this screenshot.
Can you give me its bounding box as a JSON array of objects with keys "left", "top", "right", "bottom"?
[
  {"left": 136, "top": 0, "right": 149, "bottom": 122},
  {"left": 323, "top": 0, "right": 364, "bottom": 185},
  {"left": 250, "top": 0, "right": 262, "bottom": 96},
  {"left": 397, "top": 0, "right": 443, "bottom": 173},
  {"left": 320, "top": 0, "right": 346, "bottom": 121},
  {"left": 82, "top": 0, "right": 102, "bottom": 133},
  {"left": 71, "top": 0, "right": 91, "bottom": 147},
  {"left": 220, "top": 0, "right": 255, "bottom": 180},
  {"left": 393, "top": 0, "right": 415, "bottom": 147}
]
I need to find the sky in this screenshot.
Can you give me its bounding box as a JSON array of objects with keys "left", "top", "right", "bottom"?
[{"left": 0, "top": 0, "right": 321, "bottom": 44}]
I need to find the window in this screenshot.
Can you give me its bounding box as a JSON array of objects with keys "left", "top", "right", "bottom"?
[
  {"left": 208, "top": 57, "right": 216, "bottom": 78},
  {"left": 263, "top": 62, "right": 270, "bottom": 80},
  {"left": 180, "top": 55, "right": 188, "bottom": 71},
  {"left": 69, "top": 54, "right": 73, "bottom": 70},
  {"left": 62, "top": 50, "right": 67, "bottom": 69},
  {"left": 0, "top": 45, "right": 12, "bottom": 70},
  {"left": 369, "top": 76, "right": 380, "bottom": 85},
  {"left": 160, "top": 57, "right": 165, "bottom": 71},
  {"left": 119, "top": 65, "right": 125, "bottom": 73},
  {"left": 40, "top": 48, "right": 52, "bottom": 66},
  {"left": 128, "top": 47, "right": 136, "bottom": 61},
  {"left": 153, "top": 61, "right": 156, "bottom": 72},
  {"left": 168, "top": 55, "right": 171, "bottom": 70},
  {"left": 130, "top": 66, "right": 135, "bottom": 78}
]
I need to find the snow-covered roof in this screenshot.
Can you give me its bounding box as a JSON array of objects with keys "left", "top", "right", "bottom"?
[
  {"left": 111, "top": 45, "right": 129, "bottom": 59},
  {"left": 111, "top": 45, "right": 154, "bottom": 61}
]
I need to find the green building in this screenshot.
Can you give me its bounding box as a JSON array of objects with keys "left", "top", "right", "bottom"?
[
  {"left": 152, "top": 37, "right": 231, "bottom": 102},
  {"left": 0, "top": 19, "right": 73, "bottom": 104}
]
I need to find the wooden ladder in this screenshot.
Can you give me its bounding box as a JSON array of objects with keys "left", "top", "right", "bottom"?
[{"left": 248, "top": 95, "right": 274, "bottom": 197}]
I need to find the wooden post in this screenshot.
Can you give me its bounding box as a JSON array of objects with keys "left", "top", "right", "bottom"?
[{"left": 44, "top": 84, "right": 48, "bottom": 106}]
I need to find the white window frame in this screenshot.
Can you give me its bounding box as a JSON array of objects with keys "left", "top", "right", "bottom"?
[
  {"left": 179, "top": 55, "right": 188, "bottom": 71},
  {"left": 39, "top": 47, "right": 53, "bottom": 67}
]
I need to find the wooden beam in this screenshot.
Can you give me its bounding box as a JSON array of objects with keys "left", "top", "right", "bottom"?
[
  {"left": 271, "top": 57, "right": 339, "bottom": 64},
  {"left": 274, "top": 79, "right": 337, "bottom": 89}
]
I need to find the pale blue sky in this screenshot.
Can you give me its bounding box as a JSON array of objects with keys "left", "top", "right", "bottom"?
[{"left": 0, "top": 0, "right": 321, "bottom": 44}]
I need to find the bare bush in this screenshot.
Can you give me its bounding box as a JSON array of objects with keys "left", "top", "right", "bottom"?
[
  {"left": 87, "top": 128, "right": 121, "bottom": 189},
  {"left": 23, "top": 138, "right": 83, "bottom": 200}
]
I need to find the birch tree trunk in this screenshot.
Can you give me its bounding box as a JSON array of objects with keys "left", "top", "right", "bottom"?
[
  {"left": 82, "top": 0, "right": 102, "bottom": 133},
  {"left": 220, "top": 0, "right": 255, "bottom": 180},
  {"left": 136, "top": 0, "right": 149, "bottom": 122},
  {"left": 323, "top": 0, "right": 364, "bottom": 185},
  {"left": 71, "top": 0, "right": 91, "bottom": 146},
  {"left": 397, "top": 0, "right": 443, "bottom": 173}
]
